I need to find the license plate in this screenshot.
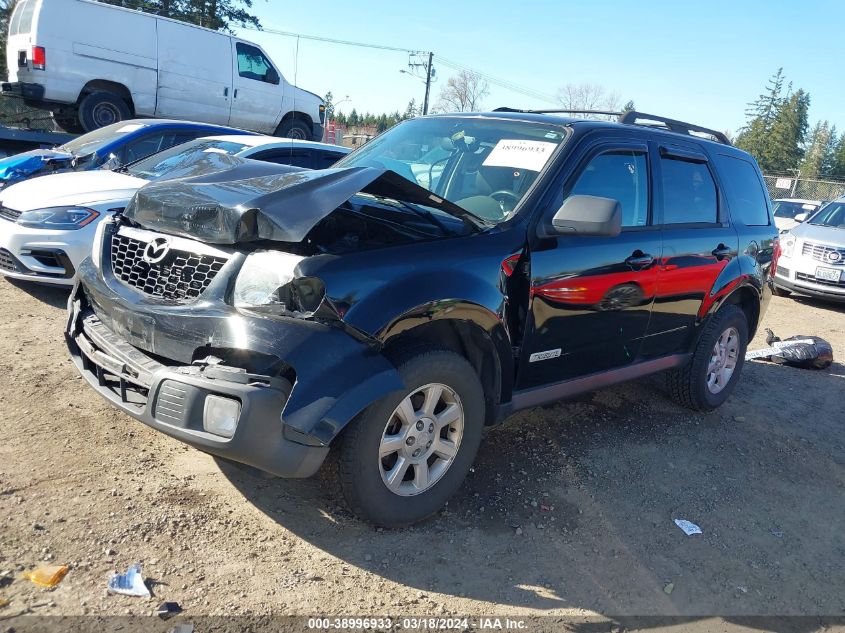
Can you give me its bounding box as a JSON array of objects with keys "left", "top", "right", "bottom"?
[{"left": 814, "top": 266, "right": 842, "bottom": 282}]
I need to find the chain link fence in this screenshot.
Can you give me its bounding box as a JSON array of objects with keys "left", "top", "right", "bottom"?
[
  {"left": 763, "top": 174, "right": 845, "bottom": 203},
  {"left": 0, "top": 96, "right": 58, "bottom": 131}
]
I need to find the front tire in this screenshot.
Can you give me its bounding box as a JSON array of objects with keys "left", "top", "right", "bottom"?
[
  {"left": 339, "top": 348, "right": 485, "bottom": 527},
  {"left": 666, "top": 304, "right": 748, "bottom": 411}
]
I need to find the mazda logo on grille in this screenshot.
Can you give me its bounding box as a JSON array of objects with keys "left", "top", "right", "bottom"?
[
  {"left": 827, "top": 251, "right": 842, "bottom": 263},
  {"left": 142, "top": 237, "right": 171, "bottom": 264}
]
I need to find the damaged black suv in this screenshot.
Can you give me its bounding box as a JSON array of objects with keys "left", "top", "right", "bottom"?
[{"left": 67, "top": 110, "right": 777, "bottom": 526}]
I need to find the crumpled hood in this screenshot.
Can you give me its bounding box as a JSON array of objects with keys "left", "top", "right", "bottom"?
[
  {"left": 123, "top": 165, "right": 474, "bottom": 244},
  {"left": 0, "top": 170, "right": 148, "bottom": 211},
  {"left": 0, "top": 149, "right": 74, "bottom": 184}
]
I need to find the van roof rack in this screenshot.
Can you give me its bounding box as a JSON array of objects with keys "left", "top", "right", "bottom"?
[{"left": 493, "top": 107, "right": 731, "bottom": 146}]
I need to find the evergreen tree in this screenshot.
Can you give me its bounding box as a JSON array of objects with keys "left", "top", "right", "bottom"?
[
  {"left": 830, "top": 133, "right": 845, "bottom": 179},
  {"left": 347, "top": 108, "right": 359, "bottom": 127},
  {"left": 735, "top": 69, "right": 786, "bottom": 165},
  {"left": 97, "top": 0, "right": 260, "bottom": 32},
  {"left": 763, "top": 89, "right": 810, "bottom": 172},
  {"left": 801, "top": 121, "right": 837, "bottom": 179},
  {"left": 403, "top": 99, "right": 418, "bottom": 120}
]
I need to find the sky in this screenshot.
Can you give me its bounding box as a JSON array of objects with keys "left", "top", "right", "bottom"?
[{"left": 234, "top": 0, "right": 844, "bottom": 136}]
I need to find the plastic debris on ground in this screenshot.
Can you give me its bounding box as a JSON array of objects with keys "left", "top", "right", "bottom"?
[
  {"left": 156, "top": 601, "right": 183, "bottom": 619},
  {"left": 22, "top": 565, "right": 69, "bottom": 588},
  {"left": 107, "top": 563, "right": 151, "bottom": 598},
  {"left": 674, "top": 519, "right": 702, "bottom": 536},
  {"left": 744, "top": 329, "right": 834, "bottom": 369},
  {"left": 663, "top": 582, "right": 675, "bottom": 595},
  {"left": 0, "top": 598, "right": 10, "bottom": 609}
]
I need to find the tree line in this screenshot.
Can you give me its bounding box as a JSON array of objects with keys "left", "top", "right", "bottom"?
[{"left": 736, "top": 68, "right": 845, "bottom": 180}]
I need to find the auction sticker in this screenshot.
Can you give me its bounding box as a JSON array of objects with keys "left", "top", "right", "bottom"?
[{"left": 483, "top": 139, "right": 557, "bottom": 172}]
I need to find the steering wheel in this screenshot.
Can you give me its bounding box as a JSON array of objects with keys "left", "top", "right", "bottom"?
[{"left": 490, "top": 190, "right": 520, "bottom": 213}]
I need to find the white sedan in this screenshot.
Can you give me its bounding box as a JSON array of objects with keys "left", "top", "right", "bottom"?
[{"left": 0, "top": 135, "right": 348, "bottom": 285}]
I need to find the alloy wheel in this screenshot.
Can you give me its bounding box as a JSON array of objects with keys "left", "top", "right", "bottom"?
[{"left": 706, "top": 326, "right": 739, "bottom": 394}]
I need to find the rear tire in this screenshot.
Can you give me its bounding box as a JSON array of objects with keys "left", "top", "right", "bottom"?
[
  {"left": 339, "top": 348, "right": 485, "bottom": 527},
  {"left": 275, "top": 118, "right": 311, "bottom": 140},
  {"left": 78, "top": 91, "right": 131, "bottom": 132},
  {"left": 666, "top": 304, "right": 748, "bottom": 411}
]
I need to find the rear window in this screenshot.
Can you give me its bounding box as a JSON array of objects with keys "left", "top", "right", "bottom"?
[
  {"left": 660, "top": 157, "right": 718, "bottom": 224},
  {"left": 715, "top": 154, "right": 770, "bottom": 226},
  {"left": 10, "top": 0, "right": 36, "bottom": 35}
]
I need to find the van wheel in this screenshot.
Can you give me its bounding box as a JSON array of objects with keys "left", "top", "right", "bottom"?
[
  {"left": 79, "top": 91, "right": 131, "bottom": 131},
  {"left": 339, "top": 348, "right": 485, "bottom": 527},
  {"left": 666, "top": 304, "right": 748, "bottom": 412},
  {"left": 276, "top": 119, "right": 311, "bottom": 140}
]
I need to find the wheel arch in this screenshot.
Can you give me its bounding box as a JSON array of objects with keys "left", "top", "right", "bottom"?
[
  {"left": 701, "top": 280, "right": 762, "bottom": 340},
  {"left": 78, "top": 80, "right": 135, "bottom": 114},
  {"left": 275, "top": 110, "right": 314, "bottom": 132},
  {"left": 379, "top": 303, "right": 514, "bottom": 426}
]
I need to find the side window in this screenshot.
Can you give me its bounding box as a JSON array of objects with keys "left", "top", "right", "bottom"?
[
  {"left": 568, "top": 150, "right": 649, "bottom": 227},
  {"left": 236, "top": 43, "right": 276, "bottom": 83},
  {"left": 714, "top": 154, "right": 770, "bottom": 226},
  {"left": 252, "top": 150, "right": 313, "bottom": 169},
  {"left": 314, "top": 151, "right": 345, "bottom": 169},
  {"left": 660, "top": 157, "right": 718, "bottom": 224},
  {"left": 124, "top": 133, "right": 167, "bottom": 163}
]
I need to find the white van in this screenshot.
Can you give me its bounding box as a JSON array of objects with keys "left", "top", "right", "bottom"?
[{"left": 2, "top": 0, "right": 325, "bottom": 139}]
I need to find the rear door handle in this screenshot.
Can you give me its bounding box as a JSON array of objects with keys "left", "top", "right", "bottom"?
[
  {"left": 625, "top": 252, "right": 654, "bottom": 268},
  {"left": 712, "top": 244, "right": 732, "bottom": 260}
]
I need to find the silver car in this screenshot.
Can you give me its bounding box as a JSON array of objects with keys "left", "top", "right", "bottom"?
[{"left": 774, "top": 197, "right": 845, "bottom": 302}]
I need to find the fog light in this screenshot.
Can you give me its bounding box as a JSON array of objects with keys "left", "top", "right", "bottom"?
[{"left": 203, "top": 395, "right": 241, "bottom": 438}]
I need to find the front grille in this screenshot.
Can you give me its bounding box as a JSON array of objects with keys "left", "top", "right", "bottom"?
[
  {"left": 775, "top": 265, "right": 790, "bottom": 278},
  {"left": 801, "top": 240, "right": 845, "bottom": 264},
  {"left": 0, "top": 248, "right": 20, "bottom": 272},
  {"left": 110, "top": 232, "right": 228, "bottom": 302},
  {"left": 796, "top": 272, "right": 845, "bottom": 288},
  {"left": 0, "top": 205, "right": 21, "bottom": 222}
]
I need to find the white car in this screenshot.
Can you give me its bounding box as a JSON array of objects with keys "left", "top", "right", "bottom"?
[
  {"left": 774, "top": 197, "right": 845, "bottom": 302},
  {"left": 772, "top": 198, "right": 823, "bottom": 233},
  {"left": 0, "top": 135, "right": 348, "bottom": 285}
]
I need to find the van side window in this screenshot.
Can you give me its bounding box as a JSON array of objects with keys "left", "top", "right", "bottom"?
[
  {"left": 714, "top": 154, "right": 770, "bottom": 226},
  {"left": 236, "top": 43, "right": 276, "bottom": 84},
  {"left": 660, "top": 158, "right": 718, "bottom": 224},
  {"left": 568, "top": 150, "right": 649, "bottom": 227}
]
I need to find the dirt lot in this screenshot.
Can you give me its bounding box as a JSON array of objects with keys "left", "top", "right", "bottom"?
[{"left": 0, "top": 277, "right": 843, "bottom": 631}]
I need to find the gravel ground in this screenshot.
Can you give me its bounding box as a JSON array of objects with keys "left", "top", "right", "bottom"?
[{"left": 0, "top": 278, "right": 843, "bottom": 631}]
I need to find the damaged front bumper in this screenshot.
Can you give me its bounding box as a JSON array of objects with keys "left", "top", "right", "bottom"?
[{"left": 65, "top": 256, "right": 405, "bottom": 477}]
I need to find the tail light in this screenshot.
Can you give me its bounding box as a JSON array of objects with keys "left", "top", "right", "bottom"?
[{"left": 32, "top": 46, "right": 46, "bottom": 70}]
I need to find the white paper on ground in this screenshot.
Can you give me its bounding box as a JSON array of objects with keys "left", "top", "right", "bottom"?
[
  {"left": 107, "top": 563, "right": 151, "bottom": 597},
  {"left": 482, "top": 139, "right": 557, "bottom": 172},
  {"left": 674, "top": 519, "right": 703, "bottom": 535}
]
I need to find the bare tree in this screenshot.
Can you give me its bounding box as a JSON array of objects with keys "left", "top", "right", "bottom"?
[
  {"left": 435, "top": 71, "right": 490, "bottom": 113},
  {"left": 555, "top": 83, "right": 623, "bottom": 120}
]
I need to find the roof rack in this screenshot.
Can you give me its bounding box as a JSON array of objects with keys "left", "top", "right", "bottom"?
[
  {"left": 494, "top": 107, "right": 731, "bottom": 146},
  {"left": 617, "top": 111, "right": 731, "bottom": 145}
]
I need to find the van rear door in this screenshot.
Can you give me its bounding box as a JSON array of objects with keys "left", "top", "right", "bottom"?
[
  {"left": 6, "top": 0, "right": 40, "bottom": 83},
  {"left": 228, "top": 40, "right": 283, "bottom": 134},
  {"left": 155, "top": 19, "right": 232, "bottom": 125}
]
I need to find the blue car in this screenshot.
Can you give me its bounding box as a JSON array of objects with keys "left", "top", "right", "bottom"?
[{"left": 0, "top": 119, "right": 255, "bottom": 190}]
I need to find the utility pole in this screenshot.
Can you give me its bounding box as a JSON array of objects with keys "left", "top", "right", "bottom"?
[{"left": 422, "top": 51, "right": 433, "bottom": 115}]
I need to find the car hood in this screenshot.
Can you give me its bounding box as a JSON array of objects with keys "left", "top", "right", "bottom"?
[
  {"left": 123, "top": 165, "right": 480, "bottom": 244},
  {"left": 790, "top": 221, "right": 845, "bottom": 246},
  {"left": 0, "top": 149, "right": 74, "bottom": 183},
  {"left": 0, "top": 170, "right": 148, "bottom": 211}
]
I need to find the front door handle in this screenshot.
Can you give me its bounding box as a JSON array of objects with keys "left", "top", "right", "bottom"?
[
  {"left": 712, "top": 244, "right": 732, "bottom": 260},
  {"left": 625, "top": 251, "right": 654, "bottom": 268}
]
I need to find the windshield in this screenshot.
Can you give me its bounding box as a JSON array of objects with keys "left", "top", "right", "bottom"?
[
  {"left": 334, "top": 116, "right": 568, "bottom": 224},
  {"left": 772, "top": 200, "right": 820, "bottom": 219},
  {"left": 126, "top": 139, "right": 251, "bottom": 180},
  {"left": 59, "top": 122, "right": 150, "bottom": 157},
  {"left": 808, "top": 201, "right": 845, "bottom": 228}
]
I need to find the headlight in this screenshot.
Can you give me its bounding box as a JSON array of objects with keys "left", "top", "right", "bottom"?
[
  {"left": 781, "top": 234, "right": 796, "bottom": 258},
  {"left": 16, "top": 206, "right": 100, "bottom": 230},
  {"left": 233, "top": 251, "right": 304, "bottom": 308},
  {"left": 90, "top": 215, "right": 112, "bottom": 269}
]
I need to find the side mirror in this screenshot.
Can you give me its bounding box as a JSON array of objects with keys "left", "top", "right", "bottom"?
[
  {"left": 265, "top": 67, "right": 280, "bottom": 85},
  {"left": 543, "top": 194, "right": 622, "bottom": 237},
  {"left": 793, "top": 212, "right": 809, "bottom": 223}
]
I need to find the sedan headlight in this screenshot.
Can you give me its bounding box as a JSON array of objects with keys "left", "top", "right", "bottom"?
[
  {"left": 781, "top": 234, "right": 796, "bottom": 258},
  {"left": 16, "top": 206, "right": 100, "bottom": 230},
  {"left": 233, "top": 251, "right": 304, "bottom": 308}
]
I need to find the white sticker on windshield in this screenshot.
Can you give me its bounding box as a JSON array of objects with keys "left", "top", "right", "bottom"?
[
  {"left": 114, "top": 124, "right": 145, "bottom": 133},
  {"left": 202, "top": 148, "right": 228, "bottom": 154},
  {"left": 482, "top": 139, "right": 557, "bottom": 172}
]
